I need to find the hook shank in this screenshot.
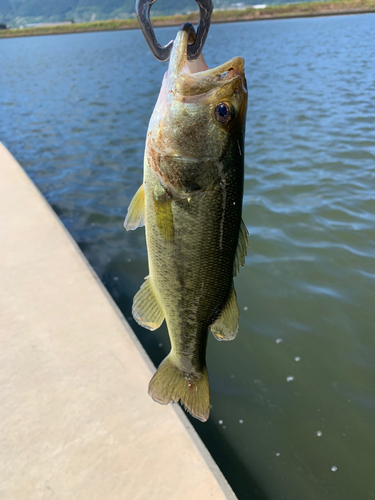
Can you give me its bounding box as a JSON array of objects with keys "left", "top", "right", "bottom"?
[{"left": 135, "top": 0, "right": 213, "bottom": 62}]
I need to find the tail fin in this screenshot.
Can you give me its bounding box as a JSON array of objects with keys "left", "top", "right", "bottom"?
[{"left": 148, "top": 355, "right": 210, "bottom": 422}]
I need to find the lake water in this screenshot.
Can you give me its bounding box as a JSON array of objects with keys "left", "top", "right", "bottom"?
[{"left": 2, "top": 13, "right": 375, "bottom": 500}]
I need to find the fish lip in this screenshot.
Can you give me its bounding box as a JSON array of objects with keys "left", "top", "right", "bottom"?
[
  {"left": 185, "top": 56, "right": 245, "bottom": 81},
  {"left": 166, "top": 27, "right": 246, "bottom": 97},
  {"left": 176, "top": 57, "right": 246, "bottom": 97}
]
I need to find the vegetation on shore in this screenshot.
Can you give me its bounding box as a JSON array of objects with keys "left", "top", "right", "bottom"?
[{"left": 1, "top": 0, "right": 375, "bottom": 39}]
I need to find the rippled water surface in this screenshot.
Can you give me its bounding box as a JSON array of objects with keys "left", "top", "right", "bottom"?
[{"left": 2, "top": 14, "right": 375, "bottom": 500}]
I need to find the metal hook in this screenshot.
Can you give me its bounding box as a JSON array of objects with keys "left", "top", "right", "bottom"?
[{"left": 135, "top": 0, "right": 213, "bottom": 62}]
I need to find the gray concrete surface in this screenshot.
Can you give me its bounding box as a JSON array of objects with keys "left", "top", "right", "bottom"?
[{"left": 0, "top": 142, "right": 237, "bottom": 500}]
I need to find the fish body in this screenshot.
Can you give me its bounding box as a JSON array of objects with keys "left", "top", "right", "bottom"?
[{"left": 125, "top": 25, "right": 248, "bottom": 422}]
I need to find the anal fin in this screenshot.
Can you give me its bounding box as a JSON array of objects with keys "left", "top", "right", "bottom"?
[
  {"left": 210, "top": 284, "right": 239, "bottom": 341},
  {"left": 132, "top": 276, "right": 164, "bottom": 330},
  {"left": 124, "top": 184, "right": 145, "bottom": 231},
  {"left": 233, "top": 219, "right": 249, "bottom": 276}
]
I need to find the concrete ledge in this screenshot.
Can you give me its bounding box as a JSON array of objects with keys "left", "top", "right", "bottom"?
[{"left": 0, "top": 142, "right": 236, "bottom": 500}]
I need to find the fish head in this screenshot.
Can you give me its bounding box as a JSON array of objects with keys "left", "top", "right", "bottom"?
[{"left": 147, "top": 26, "right": 248, "bottom": 171}]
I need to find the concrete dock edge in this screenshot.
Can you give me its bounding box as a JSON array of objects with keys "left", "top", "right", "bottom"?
[{"left": 0, "top": 142, "right": 237, "bottom": 500}]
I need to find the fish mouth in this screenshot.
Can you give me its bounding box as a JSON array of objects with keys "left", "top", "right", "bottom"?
[
  {"left": 166, "top": 26, "right": 246, "bottom": 98},
  {"left": 176, "top": 57, "right": 246, "bottom": 97}
]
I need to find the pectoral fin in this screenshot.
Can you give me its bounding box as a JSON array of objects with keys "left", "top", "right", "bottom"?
[
  {"left": 153, "top": 191, "right": 174, "bottom": 242},
  {"left": 132, "top": 276, "right": 164, "bottom": 330},
  {"left": 124, "top": 184, "right": 145, "bottom": 231},
  {"left": 233, "top": 219, "right": 249, "bottom": 276},
  {"left": 210, "top": 284, "right": 239, "bottom": 341}
]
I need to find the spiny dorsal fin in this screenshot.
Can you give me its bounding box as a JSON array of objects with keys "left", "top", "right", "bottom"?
[
  {"left": 124, "top": 184, "right": 145, "bottom": 231},
  {"left": 148, "top": 354, "right": 210, "bottom": 422},
  {"left": 210, "top": 284, "right": 239, "bottom": 341},
  {"left": 132, "top": 276, "right": 164, "bottom": 331},
  {"left": 233, "top": 219, "right": 249, "bottom": 276}
]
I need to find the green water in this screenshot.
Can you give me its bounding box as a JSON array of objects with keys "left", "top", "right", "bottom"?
[{"left": 2, "top": 14, "right": 375, "bottom": 499}]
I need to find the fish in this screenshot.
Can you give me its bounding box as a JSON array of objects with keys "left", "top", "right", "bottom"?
[{"left": 125, "top": 23, "right": 248, "bottom": 422}]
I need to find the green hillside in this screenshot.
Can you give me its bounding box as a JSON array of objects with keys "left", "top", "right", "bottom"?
[{"left": 0, "top": 0, "right": 328, "bottom": 27}]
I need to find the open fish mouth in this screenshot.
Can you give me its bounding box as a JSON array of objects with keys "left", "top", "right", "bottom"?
[
  {"left": 166, "top": 25, "right": 247, "bottom": 97},
  {"left": 175, "top": 57, "right": 246, "bottom": 98}
]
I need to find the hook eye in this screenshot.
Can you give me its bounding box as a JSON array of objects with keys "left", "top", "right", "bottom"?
[{"left": 135, "top": 0, "right": 213, "bottom": 62}]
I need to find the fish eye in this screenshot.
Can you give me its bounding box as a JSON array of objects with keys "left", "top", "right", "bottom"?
[{"left": 214, "top": 102, "right": 233, "bottom": 124}]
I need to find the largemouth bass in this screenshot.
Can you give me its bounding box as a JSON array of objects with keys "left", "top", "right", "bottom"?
[{"left": 125, "top": 24, "right": 248, "bottom": 422}]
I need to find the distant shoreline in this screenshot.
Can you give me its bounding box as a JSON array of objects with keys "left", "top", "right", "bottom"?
[{"left": 1, "top": 1, "right": 375, "bottom": 39}]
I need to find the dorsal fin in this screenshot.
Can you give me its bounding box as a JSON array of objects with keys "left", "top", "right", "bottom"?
[{"left": 233, "top": 219, "right": 249, "bottom": 276}]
